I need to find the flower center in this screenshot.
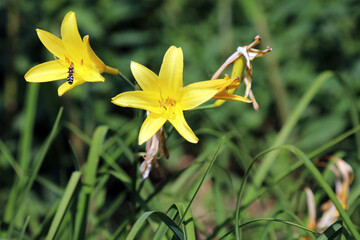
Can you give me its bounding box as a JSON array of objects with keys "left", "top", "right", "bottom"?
[{"left": 159, "top": 97, "right": 177, "bottom": 119}]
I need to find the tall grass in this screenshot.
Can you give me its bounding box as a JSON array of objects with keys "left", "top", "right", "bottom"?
[{"left": 1, "top": 0, "right": 360, "bottom": 239}]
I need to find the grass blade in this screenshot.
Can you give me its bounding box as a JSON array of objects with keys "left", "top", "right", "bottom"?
[
  {"left": 6, "top": 107, "right": 63, "bottom": 235},
  {"left": 73, "top": 126, "right": 108, "bottom": 240},
  {"left": 46, "top": 171, "right": 81, "bottom": 240},
  {"left": 171, "top": 203, "right": 195, "bottom": 240},
  {"left": 126, "top": 211, "right": 184, "bottom": 240},
  {"left": 241, "top": 125, "right": 360, "bottom": 209},
  {"left": 19, "top": 216, "right": 30, "bottom": 240},
  {"left": 18, "top": 83, "right": 39, "bottom": 170},
  {"left": 0, "top": 139, "right": 23, "bottom": 177},
  {"left": 317, "top": 221, "right": 343, "bottom": 240},
  {"left": 234, "top": 145, "right": 360, "bottom": 240},
  {"left": 153, "top": 206, "right": 179, "bottom": 240},
  {"left": 222, "top": 218, "right": 318, "bottom": 240},
  {"left": 252, "top": 71, "right": 333, "bottom": 187},
  {"left": 179, "top": 137, "right": 224, "bottom": 225}
]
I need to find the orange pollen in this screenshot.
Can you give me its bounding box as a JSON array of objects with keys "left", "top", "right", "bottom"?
[{"left": 158, "top": 97, "right": 177, "bottom": 118}]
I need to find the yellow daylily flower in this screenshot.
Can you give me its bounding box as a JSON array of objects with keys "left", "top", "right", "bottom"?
[
  {"left": 112, "top": 46, "right": 238, "bottom": 145},
  {"left": 24, "top": 11, "right": 118, "bottom": 96}
]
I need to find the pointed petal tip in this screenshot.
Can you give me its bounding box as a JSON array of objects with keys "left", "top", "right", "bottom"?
[
  {"left": 66, "top": 11, "right": 75, "bottom": 17},
  {"left": 58, "top": 89, "right": 64, "bottom": 97},
  {"left": 63, "top": 11, "right": 76, "bottom": 23},
  {"left": 110, "top": 96, "right": 119, "bottom": 102}
]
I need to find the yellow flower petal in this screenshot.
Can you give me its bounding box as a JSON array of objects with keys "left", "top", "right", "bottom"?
[
  {"left": 58, "top": 78, "right": 86, "bottom": 96},
  {"left": 131, "top": 61, "right": 159, "bottom": 92},
  {"left": 79, "top": 68, "right": 105, "bottom": 82},
  {"left": 138, "top": 113, "right": 167, "bottom": 145},
  {"left": 104, "top": 65, "right": 119, "bottom": 75},
  {"left": 25, "top": 60, "right": 67, "bottom": 82},
  {"left": 112, "top": 91, "right": 162, "bottom": 114},
  {"left": 168, "top": 110, "right": 198, "bottom": 143},
  {"left": 185, "top": 78, "right": 234, "bottom": 92},
  {"left": 83, "top": 35, "right": 106, "bottom": 72},
  {"left": 181, "top": 88, "right": 218, "bottom": 110},
  {"left": 37, "top": 29, "right": 67, "bottom": 59},
  {"left": 61, "top": 11, "right": 86, "bottom": 64},
  {"left": 159, "top": 46, "right": 183, "bottom": 100},
  {"left": 213, "top": 92, "right": 252, "bottom": 103}
]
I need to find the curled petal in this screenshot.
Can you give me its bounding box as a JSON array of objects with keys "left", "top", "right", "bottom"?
[
  {"left": 25, "top": 60, "right": 67, "bottom": 82},
  {"left": 304, "top": 187, "right": 316, "bottom": 230},
  {"left": 169, "top": 110, "right": 198, "bottom": 143},
  {"left": 138, "top": 113, "right": 167, "bottom": 145},
  {"left": 112, "top": 91, "right": 162, "bottom": 114},
  {"left": 131, "top": 61, "right": 159, "bottom": 92},
  {"left": 213, "top": 92, "right": 252, "bottom": 103},
  {"left": 37, "top": 29, "right": 67, "bottom": 59}
]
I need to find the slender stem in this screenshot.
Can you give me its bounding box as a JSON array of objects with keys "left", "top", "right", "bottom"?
[{"left": 118, "top": 72, "right": 135, "bottom": 88}]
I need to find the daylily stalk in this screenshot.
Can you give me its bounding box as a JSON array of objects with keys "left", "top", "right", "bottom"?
[
  {"left": 112, "top": 46, "right": 241, "bottom": 145},
  {"left": 24, "top": 11, "right": 118, "bottom": 96}
]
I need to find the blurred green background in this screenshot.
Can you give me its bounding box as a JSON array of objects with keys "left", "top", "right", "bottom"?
[{"left": 1, "top": 0, "right": 360, "bottom": 238}]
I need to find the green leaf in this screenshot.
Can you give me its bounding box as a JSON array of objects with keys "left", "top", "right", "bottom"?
[
  {"left": 126, "top": 211, "right": 184, "bottom": 240},
  {"left": 317, "top": 221, "right": 343, "bottom": 240},
  {"left": 73, "top": 126, "right": 108, "bottom": 240},
  {"left": 6, "top": 107, "right": 63, "bottom": 235},
  {"left": 252, "top": 71, "right": 333, "bottom": 187},
  {"left": 234, "top": 145, "right": 360, "bottom": 240},
  {"left": 179, "top": 137, "right": 224, "bottom": 225},
  {"left": 46, "top": 171, "right": 81, "bottom": 240},
  {"left": 19, "top": 216, "right": 30, "bottom": 240}
]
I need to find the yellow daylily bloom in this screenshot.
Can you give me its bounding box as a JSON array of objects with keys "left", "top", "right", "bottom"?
[
  {"left": 112, "top": 46, "right": 238, "bottom": 145},
  {"left": 24, "top": 11, "right": 118, "bottom": 96}
]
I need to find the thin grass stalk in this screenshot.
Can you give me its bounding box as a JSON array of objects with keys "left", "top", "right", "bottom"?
[
  {"left": 241, "top": 125, "right": 360, "bottom": 209},
  {"left": 4, "top": 83, "right": 39, "bottom": 223},
  {"left": 73, "top": 126, "right": 108, "bottom": 240},
  {"left": 222, "top": 218, "right": 318, "bottom": 240},
  {"left": 178, "top": 137, "right": 224, "bottom": 225}
]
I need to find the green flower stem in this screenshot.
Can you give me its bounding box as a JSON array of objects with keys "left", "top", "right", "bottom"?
[{"left": 118, "top": 71, "right": 135, "bottom": 88}]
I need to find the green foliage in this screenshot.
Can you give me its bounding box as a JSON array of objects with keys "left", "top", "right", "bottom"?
[{"left": 1, "top": 0, "right": 360, "bottom": 239}]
